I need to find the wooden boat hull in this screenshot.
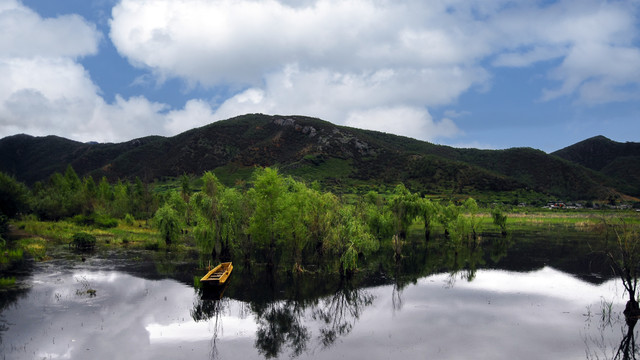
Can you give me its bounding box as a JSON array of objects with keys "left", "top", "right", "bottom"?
[{"left": 201, "top": 262, "right": 233, "bottom": 285}]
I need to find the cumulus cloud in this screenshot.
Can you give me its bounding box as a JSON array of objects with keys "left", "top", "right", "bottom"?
[
  {"left": 106, "top": 0, "right": 640, "bottom": 142},
  {"left": 345, "top": 107, "right": 460, "bottom": 141},
  {"left": 0, "top": 1, "right": 172, "bottom": 142},
  {"left": 165, "top": 99, "right": 217, "bottom": 134},
  {"left": 0, "top": 0, "right": 100, "bottom": 58},
  {"left": 0, "top": 55, "right": 170, "bottom": 141},
  {"left": 3, "top": 0, "right": 640, "bottom": 144}
]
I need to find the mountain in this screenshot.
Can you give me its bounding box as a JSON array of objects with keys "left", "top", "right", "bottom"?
[
  {"left": 552, "top": 136, "right": 640, "bottom": 197},
  {"left": 0, "top": 114, "right": 636, "bottom": 200}
]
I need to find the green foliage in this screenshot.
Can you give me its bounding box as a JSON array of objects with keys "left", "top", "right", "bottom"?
[
  {"left": 0, "top": 247, "right": 23, "bottom": 266},
  {"left": 219, "top": 187, "right": 250, "bottom": 261},
  {"left": 0, "top": 172, "right": 29, "bottom": 218},
  {"left": 418, "top": 197, "right": 440, "bottom": 240},
  {"left": 180, "top": 174, "right": 192, "bottom": 200},
  {"left": 248, "top": 168, "right": 287, "bottom": 263},
  {"left": 71, "top": 232, "right": 96, "bottom": 250},
  {"left": 28, "top": 165, "right": 158, "bottom": 222},
  {"left": 364, "top": 200, "right": 394, "bottom": 240},
  {"left": 437, "top": 202, "right": 461, "bottom": 238},
  {"left": 287, "top": 157, "right": 353, "bottom": 182},
  {"left": 0, "top": 277, "right": 16, "bottom": 287},
  {"left": 17, "top": 237, "right": 47, "bottom": 261},
  {"left": 31, "top": 171, "right": 82, "bottom": 220},
  {"left": 124, "top": 213, "right": 135, "bottom": 226},
  {"left": 191, "top": 192, "right": 217, "bottom": 260},
  {"left": 72, "top": 213, "right": 118, "bottom": 228},
  {"left": 153, "top": 204, "right": 181, "bottom": 246},
  {"left": 190, "top": 172, "right": 232, "bottom": 262},
  {"left": 491, "top": 207, "right": 508, "bottom": 235},
  {"left": 388, "top": 184, "right": 422, "bottom": 240},
  {"left": 324, "top": 205, "right": 378, "bottom": 274}
]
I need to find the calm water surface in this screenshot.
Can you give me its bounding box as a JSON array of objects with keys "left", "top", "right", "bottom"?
[{"left": 0, "top": 229, "right": 635, "bottom": 359}]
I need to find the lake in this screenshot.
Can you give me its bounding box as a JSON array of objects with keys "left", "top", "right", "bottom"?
[{"left": 0, "top": 228, "right": 635, "bottom": 359}]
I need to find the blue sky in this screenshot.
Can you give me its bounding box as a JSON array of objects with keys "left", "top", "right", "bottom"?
[{"left": 2, "top": 0, "right": 640, "bottom": 153}]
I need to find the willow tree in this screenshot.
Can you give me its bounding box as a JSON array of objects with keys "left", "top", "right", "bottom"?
[
  {"left": 218, "top": 187, "right": 249, "bottom": 261},
  {"left": 437, "top": 202, "right": 460, "bottom": 239},
  {"left": 447, "top": 198, "right": 483, "bottom": 249},
  {"left": 363, "top": 191, "right": 393, "bottom": 241},
  {"left": 277, "top": 180, "right": 315, "bottom": 271},
  {"left": 491, "top": 206, "right": 508, "bottom": 236},
  {"left": 153, "top": 204, "right": 181, "bottom": 247},
  {"left": 247, "top": 168, "right": 287, "bottom": 266},
  {"left": 388, "top": 184, "right": 421, "bottom": 259},
  {"left": 388, "top": 184, "right": 421, "bottom": 240},
  {"left": 307, "top": 191, "right": 339, "bottom": 260},
  {"left": 324, "top": 205, "right": 378, "bottom": 275},
  {"left": 418, "top": 197, "right": 440, "bottom": 241},
  {"left": 191, "top": 191, "right": 217, "bottom": 264}
]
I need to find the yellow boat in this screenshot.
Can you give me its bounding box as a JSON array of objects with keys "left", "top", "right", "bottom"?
[{"left": 201, "top": 262, "right": 233, "bottom": 285}]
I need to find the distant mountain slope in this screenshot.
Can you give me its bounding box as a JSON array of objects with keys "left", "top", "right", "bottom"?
[
  {"left": 552, "top": 136, "right": 640, "bottom": 196},
  {"left": 0, "top": 114, "right": 635, "bottom": 200}
]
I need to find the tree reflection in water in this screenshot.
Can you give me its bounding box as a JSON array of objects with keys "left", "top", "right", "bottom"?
[
  {"left": 191, "top": 284, "right": 230, "bottom": 359},
  {"left": 585, "top": 305, "right": 640, "bottom": 360},
  {"left": 189, "top": 230, "right": 516, "bottom": 359},
  {"left": 616, "top": 319, "right": 639, "bottom": 360},
  {"left": 190, "top": 277, "right": 374, "bottom": 359},
  {"left": 311, "top": 284, "right": 374, "bottom": 349},
  {"left": 255, "top": 301, "right": 309, "bottom": 358},
  {"left": 253, "top": 284, "right": 374, "bottom": 358}
]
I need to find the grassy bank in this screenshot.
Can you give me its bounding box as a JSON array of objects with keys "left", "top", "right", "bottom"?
[{"left": 9, "top": 217, "right": 186, "bottom": 255}]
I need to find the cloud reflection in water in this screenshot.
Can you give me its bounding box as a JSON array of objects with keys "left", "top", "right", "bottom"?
[{"left": 0, "top": 265, "right": 628, "bottom": 359}]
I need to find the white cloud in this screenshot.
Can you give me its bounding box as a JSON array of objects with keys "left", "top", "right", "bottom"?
[
  {"left": 165, "top": 99, "right": 217, "bottom": 134},
  {"left": 0, "top": 2, "right": 173, "bottom": 142},
  {"left": 0, "top": 0, "right": 100, "bottom": 58},
  {"left": 210, "top": 64, "right": 483, "bottom": 141},
  {"left": 0, "top": 56, "right": 170, "bottom": 142},
  {"left": 107, "top": 0, "right": 640, "bottom": 142},
  {"left": 345, "top": 107, "right": 460, "bottom": 141},
  {"left": 3, "top": 0, "right": 640, "bottom": 144}
]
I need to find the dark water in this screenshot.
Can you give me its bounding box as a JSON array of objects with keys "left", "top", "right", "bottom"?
[{"left": 0, "top": 228, "right": 635, "bottom": 359}]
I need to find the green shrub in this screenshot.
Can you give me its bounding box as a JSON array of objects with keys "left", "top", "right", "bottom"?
[
  {"left": 491, "top": 207, "right": 508, "bottom": 235},
  {"left": 95, "top": 215, "right": 118, "bottom": 229},
  {"left": 124, "top": 213, "right": 135, "bottom": 226},
  {"left": 71, "top": 232, "right": 96, "bottom": 250}
]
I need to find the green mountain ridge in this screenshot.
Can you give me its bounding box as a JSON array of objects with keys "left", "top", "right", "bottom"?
[
  {"left": 0, "top": 114, "right": 637, "bottom": 200},
  {"left": 552, "top": 135, "right": 640, "bottom": 196}
]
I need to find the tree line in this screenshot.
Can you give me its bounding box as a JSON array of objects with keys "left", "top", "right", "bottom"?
[{"left": 0, "top": 166, "right": 508, "bottom": 274}]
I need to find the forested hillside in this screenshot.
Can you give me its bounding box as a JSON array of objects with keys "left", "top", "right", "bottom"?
[
  {"left": 552, "top": 136, "right": 640, "bottom": 196},
  {"left": 0, "top": 114, "right": 637, "bottom": 200}
]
